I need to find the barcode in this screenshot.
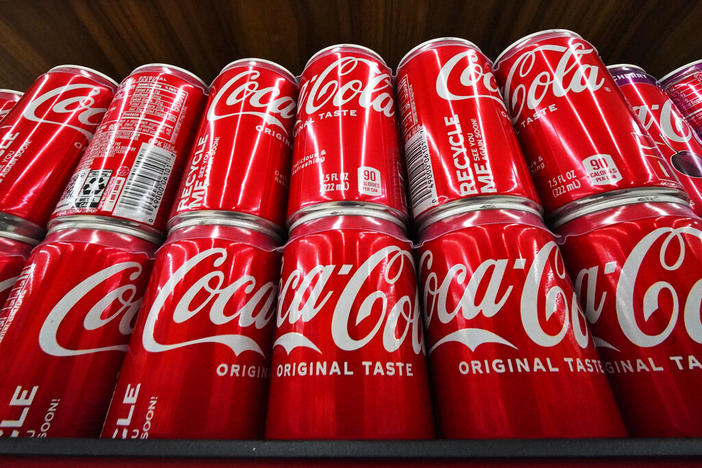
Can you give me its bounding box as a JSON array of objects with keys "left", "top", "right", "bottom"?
[
  {"left": 113, "top": 143, "right": 175, "bottom": 224},
  {"left": 404, "top": 128, "right": 439, "bottom": 216},
  {"left": 74, "top": 169, "right": 113, "bottom": 209}
]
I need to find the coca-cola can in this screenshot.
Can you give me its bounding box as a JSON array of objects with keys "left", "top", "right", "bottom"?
[
  {"left": 287, "top": 44, "right": 407, "bottom": 226},
  {"left": 0, "top": 90, "right": 23, "bottom": 121},
  {"left": 102, "top": 219, "right": 280, "bottom": 439},
  {"left": 660, "top": 60, "right": 702, "bottom": 140},
  {"left": 0, "top": 65, "right": 117, "bottom": 235},
  {"left": 0, "top": 221, "right": 157, "bottom": 437},
  {"left": 396, "top": 38, "right": 540, "bottom": 228},
  {"left": 609, "top": 64, "right": 702, "bottom": 217},
  {"left": 418, "top": 203, "right": 626, "bottom": 438},
  {"left": 493, "top": 30, "right": 683, "bottom": 218},
  {"left": 51, "top": 64, "right": 208, "bottom": 236},
  {"left": 555, "top": 196, "right": 702, "bottom": 436},
  {"left": 0, "top": 235, "right": 34, "bottom": 311},
  {"left": 266, "top": 212, "right": 434, "bottom": 439},
  {"left": 169, "top": 59, "right": 297, "bottom": 233}
]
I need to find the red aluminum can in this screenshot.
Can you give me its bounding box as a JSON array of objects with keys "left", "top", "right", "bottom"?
[
  {"left": 0, "top": 66, "right": 117, "bottom": 233},
  {"left": 51, "top": 64, "right": 208, "bottom": 235},
  {"left": 170, "top": 59, "right": 297, "bottom": 232},
  {"left": 609, "top": 64, "right": 702, "bottom": 217},
  {"left": 660, "top": 60, "right": 702, "bottom": 140},
  {"left": 102, "top": 219, "right": 280, "bottom": 439},
  {"left": 0, "top": 90, "right": 23, "bottom": 121},
  {"left": 0, "top": 236, "right": 34, "bottom": 310},
  {"left": 287, "top": 44, "right": 407, "bottom": 226},
  {"left": 493, "top": 30, "right": 683, "bottom": 217},
  {"left": 418, "top": 204, "right": 626, "bottom": 438},
  {"left": 0, "top": 221, "right": 156, "bottom": 437},
  {"left": 396, "top": 38, "right": 540, "bottom": 226},
  {"left": 266, "top": 213, "right": 434, "bottom": 439},
  {"left": 556, "top": 196, "right": 702, "bottom": 436}
]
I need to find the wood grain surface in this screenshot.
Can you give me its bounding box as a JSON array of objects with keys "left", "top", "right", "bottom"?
[{"left": 0, "top": 0, "right": 700, "bottom": 90}]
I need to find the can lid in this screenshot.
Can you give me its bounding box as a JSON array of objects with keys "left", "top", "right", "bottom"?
[
  {"left": 130, "top": 63, "right": 208, "bottom": 91},
  {"left": 168, "top": 210, "right": 281, "bottom": 242},
  {"left": 304, "top": 44, "right": 387, "bottom": 71},
  {"left": 288, "top": 202, "right": 406, "bottom": 233},
  {"left": 47, "top": 65, "right": 120, "bottom": 89},
  {"left": 607, "top": 64, "right": 647, "bottom": 74},
  {"left": 397, "top": 37, "right": 484, "bottom": 71},
  {"left": 417, "top": 196, "right": 543, "bottom": 234},
  {"left": 550, "top": 188, "right": 689, "bottom": 229},
  {"left": 494, "top": 29, "right": 583, "bottom": 66},
  {"left": 0, "top": 89, "right": 23, "bottom": 97},
  {"left": 48, "top": 215, "right": 162, "bottom": 244},
  {"left": 0, "top": 213, "right": 44, "bottom": 245},
  {"left": 660, "top": 59, "right": 702, "bottom": 87},
  {"left": 219, "top": 58, "right": 298, "bottom": 85}
]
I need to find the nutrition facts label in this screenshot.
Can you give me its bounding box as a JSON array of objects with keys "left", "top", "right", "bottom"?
[
  {"left": 667, "top": 75, "right": 702, "bottom": 135},
  {"left": 85, "top": 76, "right": 187, "bottom": 160}
]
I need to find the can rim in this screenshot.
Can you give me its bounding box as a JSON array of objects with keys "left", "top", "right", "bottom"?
[
  {"left": 304, "top": 44, "right": 387, "bottom": 71},
  {"left": 168, "top": 211, "right": 281, "bottom": 241},
  {"left": 47, "top": 65, "right": 120, "bottom": 89},
  {"left": 130, "top": 63, "right": 208, "bottom": 90},
  {"left": 659, "top": 59, "right": 702, "bottom": 86},
  {"left": 0, "top": 89, "right": 23, "bottom": 97},
  {"left": 397, "top": 37, "right": 483, "bottom": 71},
  {"left": 288, "top": 201, "right": 406, "bottom": 230},
  {"left": 550, "top": 188, "right": 689, "bottom": 229},
  {"left": 288, "top": 202, "right": 406, "bottom": 233},
  {"left": 218, "top": 58, "right": 298, "bottom": 84},
  {"left": 0, "top": 213, "right": 45, "bottom": 245},
  {"left": 417, "top": 196, "right": 543, "bottom": 235},
  {"left": 494, "top": 29, "right": 583, "bottom": 66},
  {"left": 607, "top": 63, "right": 647, "bottom": 74},
  {"left": 48, "top": 215, "right": 162, "bottom": 244}
]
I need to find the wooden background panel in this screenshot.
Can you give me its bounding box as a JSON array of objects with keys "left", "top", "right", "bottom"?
[{"left": 0, "top": 0, "right": 700, "bottom": 91}]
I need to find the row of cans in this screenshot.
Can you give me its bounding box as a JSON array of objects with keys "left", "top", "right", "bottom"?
[
  {"left": 0, "top": 28, "right": 699, "bottom": 439},
  {"left": 1, "top": 33, "right": 702, "bottom": 238}
]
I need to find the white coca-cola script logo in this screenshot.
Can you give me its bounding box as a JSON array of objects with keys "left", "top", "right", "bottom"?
[
  {"left": 435, "top": 50, "right": 506, "bottom": 109},
  {"left": 273, "top": 246, "right": 423, "bottom": 354},
  {"left": 501, "top": 41, "right": 605, "bottom": 123},
  {"left": 39, "top": 262, "right": 144, "bottom": 357},
  {"left": 632, "top": 99, "right": 694, "bottom": 145},
  {"left": 207, "top": 70, "right": 297, "bottom": 133},
  {"left": 421, "top": 241, "right": 589, "bottom": 353},
  {"left": 574, "top": 226, "right": 702, "bottom": 349},
  {"left": 298, "top": 56, "right": 395, "bottom": 117},
  {"left": 23, "top": 84, "right": 108, "bottom": 138},
  {"left": 142, "top": 248, "right": 276, "bottom": 356}
]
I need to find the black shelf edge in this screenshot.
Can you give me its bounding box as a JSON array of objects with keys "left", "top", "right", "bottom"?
[{"left": 0, "top": 438, "right": 701, "bottom": 459}]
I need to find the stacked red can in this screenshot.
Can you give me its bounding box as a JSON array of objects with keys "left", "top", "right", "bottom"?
[
  {"left": 661, "top": 60, "right": 702, "bottom": 140},
  {"left": 0, "top": 63, "right": 208, "bottom": 437},
  {"left": 286, "top": 44, "right": 408, "bottom": 225},
  {"left": 0, "top": 65, "right": 118, "bottom": 233},
  {"left": 102, "top": 58, "right": 298, "bottom": 439},
  {"left": 397, "top": 37, "right": 626, "bottom": 438},
  {"left": 554, "top": 195, "right": 702, "bottom": 436},
  {"left": 266, "top": 44, "right": 435, "bottom": 439},
  {"left": 493, "top": 29, "right": 685, "bottom": 219},
  {"left": 609, "top": 64, "right": 702, "bottom": 217}
]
